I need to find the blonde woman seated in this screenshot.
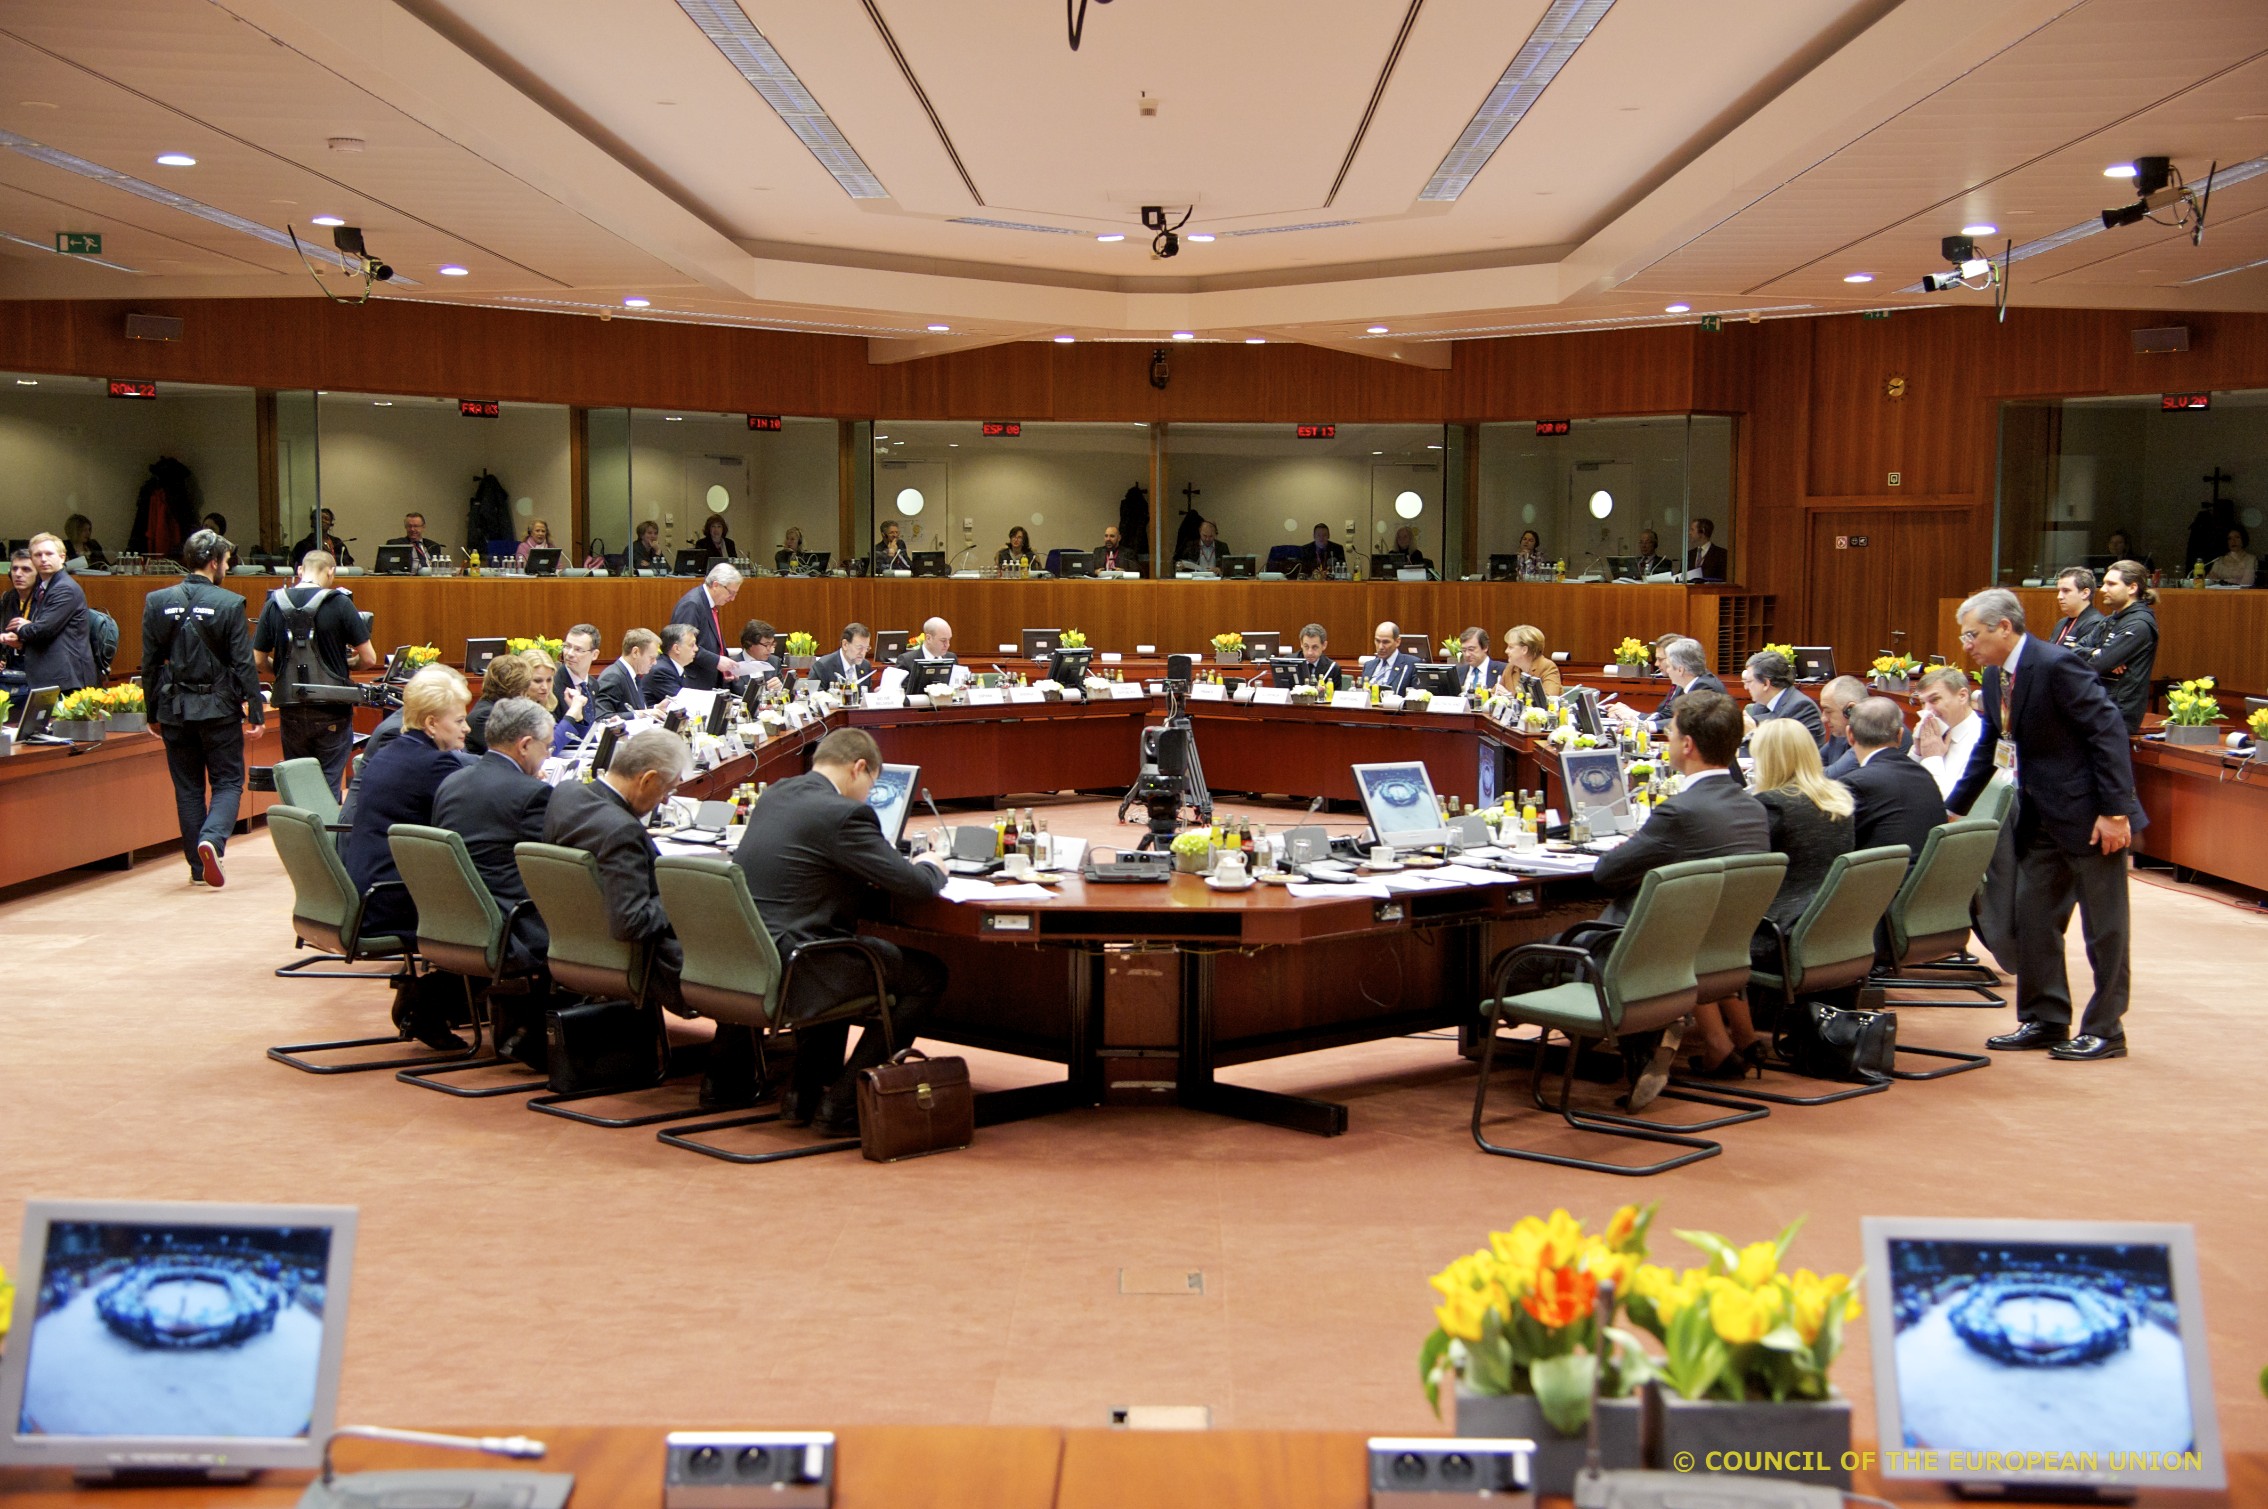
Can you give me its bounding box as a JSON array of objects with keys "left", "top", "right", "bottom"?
[
  {"left": 1688, "top": 720, "right": 1855, "bottom": 1077},
  {"left": 1496, "top": 624, "right": 1563, "bottom": 699},
  {"left": 515, "top": 519, "right": 553, "bottom": 560}
]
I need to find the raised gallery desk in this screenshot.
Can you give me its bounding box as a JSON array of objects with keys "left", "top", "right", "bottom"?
[
  {"left": 0, "top": 725, "right": 281, "bottom": 891},
  {"left": 2128, "top": 738, "right": 2268, "bottom": 892},
  {"left": 2, "top": 1427, "right": 2250, "bottom": 1508},
  {"left": 78, "top": 574, "right": 1764, "bottom": 686}
]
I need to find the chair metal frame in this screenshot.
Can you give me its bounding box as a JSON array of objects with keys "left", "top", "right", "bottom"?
[{"left": 1863, "top": 818, "right": 2005, "bottom": 1079}]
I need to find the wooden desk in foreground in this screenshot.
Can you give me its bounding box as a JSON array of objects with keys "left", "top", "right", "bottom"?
[{"left": 2, "top": 1427, "right": 2250, "bottom": 1508}]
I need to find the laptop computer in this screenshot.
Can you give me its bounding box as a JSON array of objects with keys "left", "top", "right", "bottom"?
[
  {"left": 1792, "top": 647, "right": 1836, "bottom": 683},
  {"left": 1222, "top": 555, "right": 1257, "bottom": 579},
  {"left": 1056, "top": 550, "right": 1093, "bottom": 579},
  {"left": 672, "top": 549, "right": 706, "bottom": 577},
  {"left": 1021, "top": 629, "right": 1063, "bottom": 660},
  {"left": 373, "top": 544, "right": 414, "bottom": 576},
  {"left": 910, "top": 551, "right": 948, "bottom": 578},
  {"left": 11, "top": 685, "right": 63, "bottom": 744},
  {"left": 1486, "top": 554, "right": 1519, "bottom": 581},
  {"left": 465, "top": 637, "right": 507, "bottom": 676},
  {"left": 1352, "top": 761, "right": 1451, "bottom": 852},
  {"left": 1240, "top": 631, "right": 1281, "bottom": 660},
  {"left": 0, "top": 1198, "right": 358, "bottom": 1478},
  {"left": 524, "top": 547, "right": 562, "bottom": 576},
  {"left": 866, "top": 763, "right": 920, "bottom": 848}
]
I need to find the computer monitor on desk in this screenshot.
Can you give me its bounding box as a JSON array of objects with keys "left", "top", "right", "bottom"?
[
  {"left": 1352, "top": 761, "right": 1451, "bottom": 852},
  {"left": 1792, "top": 647, "right": 1836, "bottom": 683},
  {"left": 904, "top": 657, "right": 957, "bottom": 696},
  {"left": 1056, "top": 551, "right": 1093, "bottom": 579},
  {"left": 873, "top": 629, "right": 911, "bottom": 661},
  {"left": 524, "top": 547, "right": 562, "bottom": 576},
  {"left": 672, "top": 549, "right": 706, "bottom": 576},
  {"left": 1221, "top": 555, "right": 1256, "bottom": 578},
  {"left": 1021, "top": 629, "right": 1062, "bottom": 659},
  {"left": 372, "top": 544, "right": 414, "bottom": 576},
  {"left": 867, "top": 763, "right": 920, "bottom": 848},
  {"left": 1409, "top": 663, "right": 1462, "bottom": 699},
  {"left": 1241, "top": 631, "right": 1281, "bottom": 660},
  {"left": 910, "top": 552, "right": 948, "bottom": 578},
  {"left": 1045, "top": 647, "right": 1092, "bottom": 685},
  {"left": 465, "top": 638, "right": 507, "bottom": 676},
  {"left": 11, "top": 686, "right": 63, "bottom": 743},
  {"left": 1486, "top": 554, "right": 1519, "bottom": 582}
]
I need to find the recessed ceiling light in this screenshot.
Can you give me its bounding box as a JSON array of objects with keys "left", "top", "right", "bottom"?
[
  {"left": 311, "top": 214, "right": 345, "bottom": 228},
  {"left": 1171, "top": 331, "right": 1194, "bottom": 341},
  {"left": 1961, "top": 223, "right": 1997, "bottom": 237},
  {"left": 371, "top": 400, "right": 392, "bottom": 406},
  {"left": 154, "top": 153, "right": 196, "bottom": 167},
  {"left": 438, "top": 264, "right": 469, "bottom": 276},
  {"left": 1097, "top": 233, "right": 1125, "bottom": 243},
  {"left": 16, "top": 378, "right": 37, "bottom": 386},
  {"left": 623, "top": 296, "right": 651, "bottom": 308},
  {"left": 1245, "top": 337, "right": 1265, "bottom": 344},
  {"left": 1842, "top": 273, "right": 1874, "bottom": 284},
  {"left": 2104, "top": 163, "right": 2138, "bottom": 178},
  {"left": 1367, "top": 324, "right": 1389, "bottom": 334},
  {"left": 1665, "top": 303, "right": 1690, "bottom": 314},
  {"left": 1371, "top": 451, "right": 1383, "bottom": 456},
  {"left": 1053, "top": 334, "right": 1075, "bottom": 343},
  {"left": 665, "top": 415, "right": 683, "bottom": 422},
  {"left": 926, "top": 323, "right": 950, "bottom": 332},
  {"left": 1187, "top": 233, "right": 1215, "bottom": 243},
  {"left": 1427, "top": 443, "right": 1443, "bottom": 449},
  {"left": 948, "top": 442, "right": 959, "bottom": 447}
]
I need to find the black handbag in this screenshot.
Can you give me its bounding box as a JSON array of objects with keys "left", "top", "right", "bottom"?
[
  {"left": 544, "top": 999, "right": 665, "bottom": 1094},
  {"left": 1776, "top": 1001, "right": 1896, "bottom": 1083}
]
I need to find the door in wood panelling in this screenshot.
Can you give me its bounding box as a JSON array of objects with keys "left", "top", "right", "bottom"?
[{"left": 1805, "top": 508, "right": 1977, "bottom": 667}]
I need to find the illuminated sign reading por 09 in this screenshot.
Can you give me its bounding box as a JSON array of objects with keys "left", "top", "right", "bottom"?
[
  {"left": 1535, "top": 419, "right": 1573, "bottom": 436},
  {"left": 108, "top": 379, "right": 158, "bottom": 400},
  {"left": 459, "top": 399, "right": 501, "bottom": 418},
  {"left": 1294, "top": 423, "right": 1336, "bottom": 440},
  {"left": 981, "top": 421, "right": 1022, "bottom": 437}
]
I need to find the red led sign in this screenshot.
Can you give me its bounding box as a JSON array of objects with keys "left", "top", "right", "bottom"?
[
  {"left": 1535, "top": 419, "right": 1573, "bottom": 436},
  {"left": 981, "top": 421, "right": 1022, "bottom": 437},
  {"left": 108, "top": 379, "right": 157, "bottom": 400},
  {"left": 1294, "top": 423, "right": 1336, "bottom": 440},
  {"left": 459, "top": 399, "right": 501, "bottom": 418},
  {"left": 747, "top": 414, "right": 783, "bottom": 431},
  {"left": 2161, "top": 392, "right": 2211, "bottom": 412}
]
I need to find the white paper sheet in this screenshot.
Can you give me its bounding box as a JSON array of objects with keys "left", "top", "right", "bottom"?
[
  {"left": 1287, "top": 880, "right": 1392, "bottom": 900},
  {"left": 1251, "top": 687, "right": 1290, "bottom": 706},
  {"left": 940, "top": 878, "right": 1058, "bottom": 903}
]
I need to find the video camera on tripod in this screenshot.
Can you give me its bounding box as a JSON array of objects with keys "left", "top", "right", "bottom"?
[{"left": 1119, "top": 653, "right": 1214, "bottom": 848}]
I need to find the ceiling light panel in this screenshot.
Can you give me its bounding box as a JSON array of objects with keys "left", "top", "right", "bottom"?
[
  {"left": 673, "top": 0, "right": 888, "bottom": 199},
  {"left": 1420, "top": 0, "right": 1615, "bottom": 201}
]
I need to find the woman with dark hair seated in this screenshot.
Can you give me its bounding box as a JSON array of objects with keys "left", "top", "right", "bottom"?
[
  {"left": 465, "top": 652, "right": 534, "bottom": 755},
  {"left": 998, "top": 526, "right": 1036, "bottom": 572}
]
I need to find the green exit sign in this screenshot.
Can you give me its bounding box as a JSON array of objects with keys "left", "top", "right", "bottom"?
[
  {"left": 1862, "top": 309, "right": 1892, "bottom": 320},
  {"left": 1699, "top": 314, "right": 1721, "bottom": 333},
  {"left": 56, "top": 232, "right": 102, "bottom": 255}
]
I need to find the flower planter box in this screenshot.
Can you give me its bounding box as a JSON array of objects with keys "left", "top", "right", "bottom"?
[
  {"left": 1607, "top": 662, "right": 1644, "bottom": 677},
  {"left": 1172, "top": 848, "right": 1208, "bottom": 874},
  {"left": 2162, "top": 723, "right": 2221, "bottom": 746},
  {"left": 107, "top": 713, "right": 147, "bottom": 735},
  {"left": 789, "top": 655, "right": 815, "bottom": 673},
  {"left": 51, "top": 720, "right": 104, "bottom": 743},
  {"left": 1213, "top": 649, "right": 1244, "bottom": 663},
  {"left": 1653, "top": 1392, "right": 1851, "bottom": 1489},
  {"left": 1454, "top": 1387, "right": 1646, "bottom": 1498}
]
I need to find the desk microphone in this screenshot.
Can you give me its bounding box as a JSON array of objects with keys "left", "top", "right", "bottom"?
[{"left": 921, "top": 786, "right": 951, "bottom": 848}]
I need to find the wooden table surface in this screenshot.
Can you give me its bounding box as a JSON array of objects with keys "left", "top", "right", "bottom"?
[
  {"left": 4, "top": 1427, "right": 2251, "bottom": 1508},
  {"left": 0, "top": 724, "right": 282, "bottom": 891}
]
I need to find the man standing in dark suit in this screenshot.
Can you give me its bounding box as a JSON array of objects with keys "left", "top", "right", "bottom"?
[
  {"left": 2087, "top": 561, "right": 2158, "bottom": 735},
  {"left": 810, "top": 622, "right": 874, "bottom": 690},
  {"left": 641, "top": 623, "right": 697, "bottom": 705},
  {"left": 1590, "top": 691, "right": 1770, "bottom": 926},
  {"left": 432, "top": 696, "right": 556, "bottom": 962},
  {"left": 1949, "top": 588, "right": 2145, "bottom": 1062},
  {"left": 588, "top": 628, "right": 660, "bottom": 722},
  {"left": 3, "top": 534, "right": 95, "bottom": 691},
  {"left": 1452, "top": 627, "right": 1502, "bottom": 699},
  {"left": 2050, "top": 568, "right": 2108, "bottom": 654},
  {"left": 542, "top": 728, "right": 690, "bottom": 1011},
  {"left": 721, "top": 728, "right": 951, "bottom": 1131},
  {"left": 1740, "top": 650, "right": 1826, "bottom": 748},
  {"left": 1358, "top": 622, "right": 1418, "bottom": 693},
  {"left": 1840, "top": 698, "right": 1940, "bottom": 858},
  {"left": 666, "top": 562, "right": 744, "bottom": 691},
  {"left": 1685, "top": 517, "right": 1728, "bottom": 582},
  {"left": 141, "top": 529, "right": 264, "bottom": 888}
]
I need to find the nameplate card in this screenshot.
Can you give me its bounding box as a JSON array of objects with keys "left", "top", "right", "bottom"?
[
  {"left": 1008, "top": 687, "right": 1047, "bottom": 704},
  {"left": 1111, "top": 683, "right": 1150, "bottom": 700},
  {"left": 1190, "top": 682, "right": 1227, "bottom": 702},
  {"left": 1252, "top": 687, "right": 1291, "bottom": 706},
  {"left": 1136, "top": 645, "right": 1156, "bottom": 654},
  {"left": 1331, "top": 690, "right": 1372, "bottom": 710},
  {"left": 997, "top": 644, "right": 1015, "bottom": 654},
  {"left": 865, "top": 691, "right": 906, "bottom": 709},
  {"left": 1100, "top": 652, "right": 1123, "bottom": 662},
  {"left": 1427, "top": 696, "right": 1470, "bottom": 714},
  {"left": 966, "top": 688, "right": 1009, "bottom": 706}
]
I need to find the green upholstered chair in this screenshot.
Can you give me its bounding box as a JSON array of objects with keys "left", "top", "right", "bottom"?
[
  {"left": 651, "top": 855, "right": 899, "bottom": 1163},
  {"left": 1865, "top": 818, "right": 2006, "bottom": 1079},
  {"left": 265, "top": 805, "right": 459, "bottom": 1075},
  {"left": 1640, "top": 851, "right": 1789, "bottom": 1128},
  {"left": 1969, "top": 773, "right": 2015, "bottom": 826},
  {"left": 269, "top": 756, "right": 373, "bottom": 978},
  {"left": 513, "top": 841, "right": 687, "bottom": 1129},
  {"left": 1736, "top": 845, "right": 1912, "bottom": 1106},
  {"left": 1471, "top": 859, "right": 1726, "bottom": 1176},
  {"left": 385, "top": 824, "right": 547, "bottom": 1097}
]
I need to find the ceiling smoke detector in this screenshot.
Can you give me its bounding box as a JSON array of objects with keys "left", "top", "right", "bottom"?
[{"left": 327, "top": 137, "right": 366, "bottom": 153}]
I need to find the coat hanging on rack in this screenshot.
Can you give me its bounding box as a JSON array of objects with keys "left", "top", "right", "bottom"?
[
  {"left": 465, "top": 469, "right": 512, "bottom": 556},
  {"left": 128, "top": 456, "right": 203, "bottom": 559}
]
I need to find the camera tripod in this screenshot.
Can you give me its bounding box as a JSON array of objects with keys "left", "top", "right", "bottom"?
[{"left": 1116, "top": 680, "right": 1213, "bottom": 848}]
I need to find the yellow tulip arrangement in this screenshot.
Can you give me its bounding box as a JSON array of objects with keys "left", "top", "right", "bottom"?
[
  {"left": 1211, "top": 631, "right": 1244, "bottom": 653},
  {"left": 402, "top": 645, "right": 441, "bottom": 669},
  {"left": 1624, "top": 1219, "right": 1862, "bottom": 1404},
  {"left": 1613, "top": 636, "right": 1650, "bottom": 667},
  {"left": 0, "top": 1260, "right": 11, "bottom": 1346},
  {"left": 1059, "top": 629, "right": 1087, "bottom": 648},
  {"left": 1870, "top": 654, "right": 1920, "bottom": 678},
  {"left": 783, "top": 631, "right": 819, "bottom": 658},
  {"left": 103, "top": 683, "right": 146, "bottom": 716},
  {"left": 1418, "top": 1204, "right": 1657, "bottom": 1433},
  {"left": 2165, "top": 677, "right": 2223, "bottom": 727},
  {"left": 2249, "top": 707, "right": 2268, "bottom": 742},
  {"left": 55, "top": 688, "right": 108, "bottom": 723},
  {"left": 504, "top": 635, "right": 565, "bottom": 662},
  {"left": 1762, "top": 642, "right": 1795, "bottom": 662}
]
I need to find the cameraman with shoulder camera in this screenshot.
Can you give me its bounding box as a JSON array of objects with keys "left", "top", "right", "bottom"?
[
  {"left": 141, "top": 528, "right": 263, "bottom": 888},
  {"left": 254, "top": 548, "right": 377, "bottom": 799}
]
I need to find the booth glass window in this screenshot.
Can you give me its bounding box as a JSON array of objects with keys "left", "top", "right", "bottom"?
[
  {"left": 870, "top": 421, "right": 1153, "bottom": 571},
  {"left": 314, "top": 392, "right": 569, "bottom": 563},
  {"left": 629, "top": 410, "right": 837, "bottom": 568},
  {"left": 1474, "top": 415, "right": 1733, "bottom": 579},
  {"left": 1995, "top": 391, "right": 2268, "bottom": 585},
  {"left": 586, "top": 406, "right": 631, "bottom": 562},
  {"left": 0, "top": 371, "right": 256, "bottom": 558},
  {"left": 1163, "top": 423, "right": 1447, "bottom": 575}
]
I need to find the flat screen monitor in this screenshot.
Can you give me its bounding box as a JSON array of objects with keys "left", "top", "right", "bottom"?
[
  {"left": 1021, "top": 629, "right": 1062, "bottom": 660},
  {"left": 1410, "top": 663, "right": 1463, "bottom": 698},
  {"left": 372, "top": 544, "right": 413, "bottom": 576},
  {"left": 866, "top": 763, "right": 920, "bottom": 847},
  {"left": 1486, "top": 554, "right": 1519, "bottom": 581},
  {"left": 464, "top": 637, "right": 507, "bottom": 676},
  {"left": 1606, "top": 555, "right": 1638, "bottom": 580},
  {"left": 12, "top": 685, "right": 61, "bottom": 741},
  {"left": 1045, "top": 647, "right": 1092, "bottom": 685},
  {"left": 704, "top": 694, "right": 735, "bottom": 736},
  {"left": 671, "top": 549, "right": 706, "bottom": 577},
  {"left": 1397, "top": 633, "right": 1429, "bottom": 658},
  {"left": 524, "top": 547, "right": 561, "bottom": 577},
  {"left": 1221, "top": 555, "right": 1256, "bottom": 578},
  {"left": 1240, "top": 631, "right": 1281, "bottom": 660},
  {"left": 910, "top": 551, "right": 948, "bottom": 578},
  {"left": 905, "top": 657, "right": 957, "bottom": 696},
  {"left": 1352, "top": 761, "right": 1451, "bottom": 852},
  {"left": 1559, "top": 748, "right": 1631, "bottom": 832},
  {"left": 589, "top": 722, "right": 620, "bottom": 776},
  {"left": 1863, "top": 1217, "right": 2223, "bottom": 1495},
  {"left": 1567, "top": 686, "right": 1605, "bottom": 738},
  {"left": 0, "top": 1199, "right": 356, "bottom": 1479},
  {"left": 1792, "top": 646, "right": 1836, "bottom": 683},
  {"left": 1056, "top": 550, "right": 1093, "bottom": 579},
  {"left": 1369, "top": 553, "right": 1399, "bottom": 577},
  {"left": 873, "top": 629, "right": 911, "bottom": 660},
  {"left": 775, "top": 550, "right": 828, "bottom": 576},
  {"left": 1268, "top": 654, "right": 1308, "bottom": 687}
]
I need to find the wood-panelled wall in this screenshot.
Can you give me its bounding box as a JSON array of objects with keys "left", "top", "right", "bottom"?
[{"left": 11, "top": 298, "right": 2268, "bottom": 662}]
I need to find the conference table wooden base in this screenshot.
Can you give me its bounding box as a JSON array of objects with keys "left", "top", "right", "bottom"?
[{"left": 6, "top": 1426, "right": 2250, "bottom": 1508}]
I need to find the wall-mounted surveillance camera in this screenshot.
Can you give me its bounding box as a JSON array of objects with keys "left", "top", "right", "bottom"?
[
  {"left": 2099, "top": 155, "right": 2216, "bottom": 245},
  {"left": 1140, "top": 204, "right": 1191, "bottom": 260},
  {"left": 288, "top": 222, "right": 393, "bottom": 304}
]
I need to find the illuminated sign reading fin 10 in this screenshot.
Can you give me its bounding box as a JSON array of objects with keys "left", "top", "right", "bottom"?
[{"left": 1294, "top": 423, "right": 1336, "bottom": 440}]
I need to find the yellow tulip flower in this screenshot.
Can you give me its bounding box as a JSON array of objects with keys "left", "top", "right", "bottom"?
[
  {"left": 1734, "top": 1240, "right": 1778, "bottom": 1288},
  {"left": 1706, "top": 1278, "right": 1770, "bottom": 1345}
]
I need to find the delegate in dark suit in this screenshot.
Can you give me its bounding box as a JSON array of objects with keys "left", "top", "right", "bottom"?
[
  {"left": 542, "top": 778, "right": 684, "bottom": 1006},
  {"left": 1358, "top": 650, "right": 1418, "bottom": 693},
  {"left": 343, "top": 729, "right": 468, "bottom": 938},
  {"left": 588, "top": 658, "right": 647, "bottom": 722},
  {"left": 13, "top": 568, "right": 95, "bottom": 691},
  {"left": 727, "top": 769, "right": 950, "bottom": 1116},
  {"left": 809, "top": 648, "right": 873, "bottom": 689},
  {"left": 1295, "top": 540, "right": 1347, "bottom": 579},
  {"left": 432, "top": 752, "right": 554, "bottom": 959},
  {"left": 1589, "top": 772, "right": 1770, "bottom": 926},
  {"left": 1949, "top": 635, "right": 2146, "bottom": 1044},
  {"left": 2051, "top": 605, "right": 2108, "bottom": 654},
  {"left": 666, "top": 584, "right": 731, "bottom": 690},
  {"left": 2088, "top": 602, "right": 2157, "bottom": 734},
  {"left": 1686, "top": 542, "right": 1728, "bottom": 581},
  {"left": 1648, "top": 672, "right": 1727, "bottom": 733},
  {"left": 1748, "top": 686, "right": 1825, "bottom": 748},
  {"left": 1453, "top": 657, "right": 1504, "bottom": 699},
  {"left": 640, "top": 655, "right": 686, "bottom": 706},
  {"left": 1843, "top": 748, "right": 1942, "bottom": 859},
  {"left": 1821, "top": 722, "right": 1909, "bottom": 780}
]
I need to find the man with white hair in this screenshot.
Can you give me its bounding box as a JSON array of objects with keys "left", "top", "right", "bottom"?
[
  {"left": 543, "top": 727, "right": 694, "bottom": 1012},
  {"left": 666, "top": 561, "right": 743, "bottom": 690},
  {"left": 1608, "top": 636, "right": 1722, "bottom": 734}
]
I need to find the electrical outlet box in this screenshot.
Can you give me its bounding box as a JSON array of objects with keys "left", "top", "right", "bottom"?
[
  {"left": 1367, "top": 1437, "right": 1533, "bottom": 1507},
  {"left": 664, "top": 1432, "right": 833, "bottom": 1509}
]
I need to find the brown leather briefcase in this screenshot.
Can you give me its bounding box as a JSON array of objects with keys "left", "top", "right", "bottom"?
[{"left": 855, "top": 1048, "right": 974, "bottom": 1162}]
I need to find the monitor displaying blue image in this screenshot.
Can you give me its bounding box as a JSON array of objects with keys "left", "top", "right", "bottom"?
[
  {"left": 867, "top": 763, "right": 920, "bottom": 847},
  {"left": 1352, "top": 761, "right": 1449, "bottom": 851}
]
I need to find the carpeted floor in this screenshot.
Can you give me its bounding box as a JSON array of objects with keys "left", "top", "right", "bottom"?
[{"left": 3, "top": 799, "right": 2261, "bottom": 1451}]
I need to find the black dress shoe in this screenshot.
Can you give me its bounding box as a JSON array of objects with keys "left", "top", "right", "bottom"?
[
  {"left": 2049, "top": 1034, "right": 2127, "bottom": 1061},
  {"left": 1986, "top": 1022, "right": 2069, "bottom": 1051},
  {"left": 698, "top": 1079, "right": 762, "bottom": 1112},
  {"left": 812, "top": 1094, "right": 861, "bottom": 1138}
]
